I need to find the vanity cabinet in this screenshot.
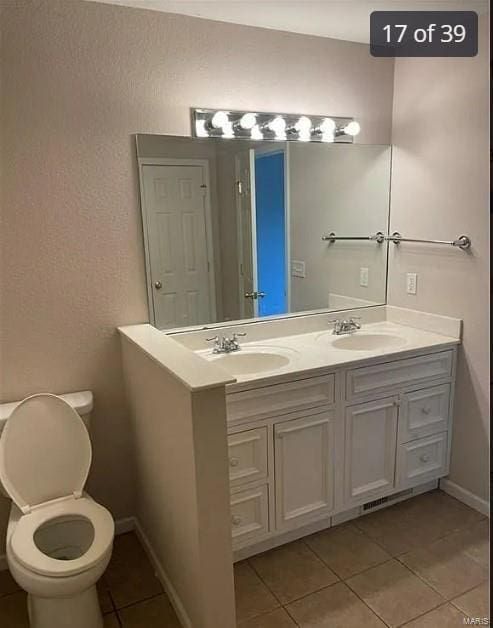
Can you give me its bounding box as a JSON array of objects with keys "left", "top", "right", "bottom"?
[
  {"left": 226, "top": 347, "right": 456, "bottom": 558},
  {"left": 274, "top": 410, "right": 334, "bottom": 531}
]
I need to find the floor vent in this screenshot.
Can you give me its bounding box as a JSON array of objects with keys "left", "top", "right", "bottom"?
[{"left": 363, "top": 489, "right": 413, "bottom": 511}]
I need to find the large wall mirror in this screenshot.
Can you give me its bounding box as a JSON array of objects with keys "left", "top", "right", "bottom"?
[{"left": 136, "top": 134, "right": 391, "bottom": 331}]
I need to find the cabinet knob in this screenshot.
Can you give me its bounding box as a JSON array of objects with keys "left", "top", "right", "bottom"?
[
  {"left": 231, "top": 515, "right": 242, "bottom": 526},
  {"left": 420, "top": 454, "right": 430, "bottom": 463},
  {"left": 229, "top": 457, "right": 240, "bottom": 467},
  {"left": 421, "top": 406, "right": 432, "bottom": 415}
]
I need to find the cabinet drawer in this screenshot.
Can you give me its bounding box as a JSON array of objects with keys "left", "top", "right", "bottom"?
[
  {"left": 227, "top": 374, "right": 335, "bottom": 424},
  {"left": 396, "top": 432, "right": 448, "bottom": 489},
  {"left": 398, "top": 384, "right": 451, "bottom": 443},
  {"left": 346, "top": 351, "right": 453, "bottom": 401},
  {"left": 230, "top": 485, "right": 269, "bottom": 546},
  {"left": 227, "top": 427, "right": 268, "bottom": 486}
]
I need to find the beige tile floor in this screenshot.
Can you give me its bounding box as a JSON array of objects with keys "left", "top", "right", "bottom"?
[{"left": 0, "top": 490, "right": 489, "bottom": 627}]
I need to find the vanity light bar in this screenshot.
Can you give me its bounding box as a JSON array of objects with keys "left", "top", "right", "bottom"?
[{"left": 192, "top": 108, "right": 361, "bottom": 143}]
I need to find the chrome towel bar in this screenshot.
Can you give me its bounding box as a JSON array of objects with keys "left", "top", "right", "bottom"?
[
  {"left": 388, "top": 232, "right": 472, "bottom": 250},
  {"left": 321, "top": 231, "right": 472, "bottom": 250},
  {"left": 322, "top": 231, "right": 386, "bottom": 243}
]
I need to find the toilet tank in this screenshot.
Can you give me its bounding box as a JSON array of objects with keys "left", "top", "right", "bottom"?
[
  {"left": 0, "top": 390, "right": 94, "bottom": 437},
  {"left": 0, "top": 391, "right": 93, "bottom": 499}
]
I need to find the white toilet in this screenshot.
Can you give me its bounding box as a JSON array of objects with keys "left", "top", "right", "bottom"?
[{"left": 0, "top": 393, "right": 114, "bottom": 628}]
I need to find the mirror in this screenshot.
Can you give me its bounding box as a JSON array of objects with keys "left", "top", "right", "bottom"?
[{"left": 136, "top": 134, "right": 391, "bottom": 331}]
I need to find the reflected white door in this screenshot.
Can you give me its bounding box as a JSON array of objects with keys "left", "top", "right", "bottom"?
[
  {"left": 235, "top": 150, "right": 258, "bottom": 319},
  {"left": 142, "top": 164, "right": 214, "bottom": 329}
]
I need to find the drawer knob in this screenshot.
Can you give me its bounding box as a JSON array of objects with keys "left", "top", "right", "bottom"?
[
  {"left": 421, "top": 406, "right": 432, "bottom": 415},
  {"left": 229, "top": 457, "right": 240, "bottom": 467},
  {"left": 231, "top": 515, "right": 242, "bottom": 526},
  {"left": 420, "top": 454, "right": 430, "bottom": 463}
]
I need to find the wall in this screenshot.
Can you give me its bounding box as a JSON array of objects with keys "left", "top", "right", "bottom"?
[
  {"left": 0, "top": 0, "right": 394, "bottom": 542},
  {"left": 120, "top": 331, "right": 235, "bottom": 627},
  {"left": 389, "top": 15, "right": 490, "bottom": 505},
  {"left": 289, "top": 143, "right": 391, "bottom": 311}
]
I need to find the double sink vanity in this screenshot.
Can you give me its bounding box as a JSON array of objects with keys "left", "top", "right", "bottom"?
[
  {"left": 120, "top": 306, "right": 461, "bottom": 569},
  {"left": 187, "top": 311, "right": 459, "bottom": 559}
]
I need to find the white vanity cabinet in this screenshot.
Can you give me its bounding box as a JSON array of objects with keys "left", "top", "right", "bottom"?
[
  {"left": 274, "top": 410, "right": 335, "bottom": 531},
  {"left": 226, "top": 346, "right": 456, "bottom": 559}
]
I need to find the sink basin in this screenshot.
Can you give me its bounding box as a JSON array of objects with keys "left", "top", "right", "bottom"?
[
  {"left": 204, "top": 346, "right": 299, "bottom": 376},
  {"left": 330, "top": 333, "right": 407, "bottom": 351}
]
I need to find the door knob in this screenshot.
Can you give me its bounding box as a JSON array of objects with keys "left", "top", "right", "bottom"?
[{"left": 154, "top": 281, "right": 162, "bottom": 290}]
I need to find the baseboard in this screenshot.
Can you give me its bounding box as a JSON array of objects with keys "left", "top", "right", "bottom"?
[
  {"left": 114, "top": 516, "right": 136, "bottom": 535},
  {"left": 440, "top": 478, "right": 490, "bottom": 516},
  {"left": 133, "top": 518, "right": 191, "bottom": 628}
]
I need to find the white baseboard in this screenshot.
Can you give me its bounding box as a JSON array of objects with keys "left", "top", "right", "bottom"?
[
  {"left": 440, "top": 478, "right": 490, "bottom": 516},
  {"left": 133, "top": 518, "right": 191, "bottom": 628}
]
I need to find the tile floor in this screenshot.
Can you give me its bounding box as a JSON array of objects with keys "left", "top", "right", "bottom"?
[{"left": 0, "top": 490, "right": 489, "bottom": 627}]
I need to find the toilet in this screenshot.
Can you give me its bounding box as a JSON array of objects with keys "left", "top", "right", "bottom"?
[{"left": 0, "top": 393, "right": 114, "bottom": 628}]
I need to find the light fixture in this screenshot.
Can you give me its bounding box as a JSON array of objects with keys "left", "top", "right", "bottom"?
[
  {"left": 238, "top": 112, "right": 257, "bottom": 130},
  {"left": 266, "top": 116, "right": 287, "bottom": 139},
  {"left": 195, "top": 119, "right": 209, "bottom": 137},
  {"left": 210, "top": 110, "right": 229, "bottom": 130},
  {"left": 192, "top": 109, "right": 360, "bottom": 143},
  {"left": 343, "top": 121, "right": 361, "bottom": 136},
  {"left": 293, "top": 116, "right": 312, "bottom": 141},
  {"left": 251, "top": 124, "right": 263, "bottom": 141}
]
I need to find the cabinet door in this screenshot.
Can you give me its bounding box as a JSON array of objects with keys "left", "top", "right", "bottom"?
[
  {"left": 274, "top": 411, "right": 334, "bottom": 531},
  {"left": 344, "top": 397, "right": 398, "bottom": 505}
]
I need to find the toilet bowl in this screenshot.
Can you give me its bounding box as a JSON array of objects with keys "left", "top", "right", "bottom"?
[{"left": 0, "top": 393, "right": 115, "bottom": 628}]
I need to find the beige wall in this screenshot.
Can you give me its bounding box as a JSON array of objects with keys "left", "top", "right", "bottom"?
[
  {"left": 0, "top": 0, "right": 394, "bottom": 542},
  {"left": 389, "top": 16, "right": 490, "bottom": 503}
]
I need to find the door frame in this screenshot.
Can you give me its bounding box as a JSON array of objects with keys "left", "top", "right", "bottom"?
[
  {"left": 137, "top": 157, "right": 217, "bottom": 326},
  {"left": 235, "top": 149, "right": 259, "bottom": 319}
]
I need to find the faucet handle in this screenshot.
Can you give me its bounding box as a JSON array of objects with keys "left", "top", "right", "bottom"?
[
  {"left": 232, "top": 332, "right": 246, "bottom": 339},
  {"left": 206, "top": 335, "right": 219, "bottom": 343}
]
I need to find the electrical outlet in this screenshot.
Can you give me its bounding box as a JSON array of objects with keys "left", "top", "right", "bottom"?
[
  {"left": 360, "top": 267, "right": 369, "bottom": 287},
  {"left": 406, "top": 273, "right": 417, "bottom": 295}
]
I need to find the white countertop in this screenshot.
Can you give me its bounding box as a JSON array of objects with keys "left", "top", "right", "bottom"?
[
  {"left": 118, "top": 308, "right": 461, "bottom": 392},
  {"left": 194, "top": 321, "right": 460, "bottom": 390}
]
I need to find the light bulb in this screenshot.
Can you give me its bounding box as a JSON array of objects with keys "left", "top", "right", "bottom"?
[
  {"left": 294, "top": 116, "right": 312, "bottom": 134},
  {"left": 344, "top": 121, "right": 361, "bottom": 136},
  {"left": 251, "top": 124, "right": 263, "bottom": 140},
  {"left": 195, "top": 120, "right": 209, "bottom": 137},
  {"left": 210, "top": 110, "right": 229, "bottom": 129},
  {"left": 321, "top": 132, "right": 335, "bottom": 143},
  {"left": 319, "top": 118, "right": 336, "bottom": 134},
  {"left": 239, "top": 112, "right": 257, "bottom": 130},
  {"left": 222, "top": 122, "right": 234, "bottom": 138},
  {"left": 267, "top": 116, "right": 286, "bottom": 138}
]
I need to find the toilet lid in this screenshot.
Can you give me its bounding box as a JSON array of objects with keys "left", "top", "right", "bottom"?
[{"left": 0, "top": 394, "right": 92, "bottom": 513}]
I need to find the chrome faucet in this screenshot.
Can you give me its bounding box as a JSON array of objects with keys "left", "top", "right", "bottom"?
[
  {"left": 328, "top": 317, "right": 361, "bottom": 335},
  {"left": 206, "top": 332, "right": 247, "bottom": 354}
]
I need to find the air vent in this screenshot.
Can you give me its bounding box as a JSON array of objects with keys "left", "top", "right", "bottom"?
[{"left": 363, "top": 488, "right": 413, "bottom": 511}]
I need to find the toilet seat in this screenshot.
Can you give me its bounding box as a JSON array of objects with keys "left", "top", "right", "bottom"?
[
  {"left": 9, "top": 496, "right": 114, "bottom": 577},
  {"left": 0, "top": 393, "right": 92, "bottom": 513}
]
